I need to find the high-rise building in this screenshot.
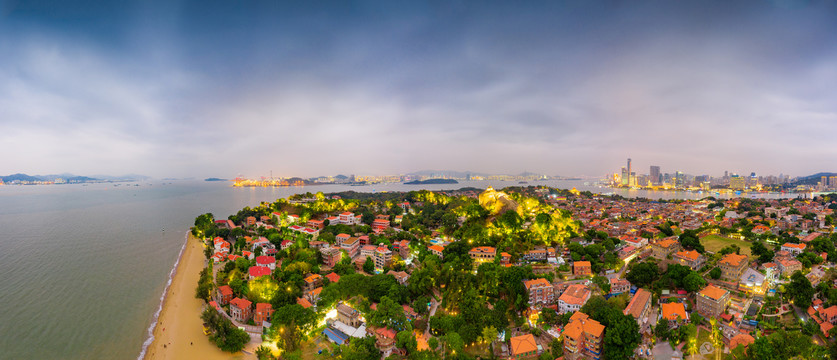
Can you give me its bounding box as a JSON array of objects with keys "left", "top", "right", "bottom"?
[
  {"left": 627, "top": 158, "right": 632, "bottom": 178},
  {"left": 830, "top": 176, "right": 837, "bottom": 189},
  {"left": 730, "top": 176, "right": 745, "bottom": 190},
  {"left": 650, "top": 166, "right": 660, "bottom": 185},
  {"left": 620, "top": 167, "right": 628, "bottom": 186}
]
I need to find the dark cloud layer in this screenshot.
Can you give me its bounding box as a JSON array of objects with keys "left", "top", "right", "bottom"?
[{"left": 1, "top": 0, "right": 836, "bottom": 178}]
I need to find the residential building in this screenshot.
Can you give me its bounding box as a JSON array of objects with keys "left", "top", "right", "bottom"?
[
  {"left": 609, "top": 278, "right": 630, "bottom": 294},
  {"left": 335, "top": 233, "right": 350, "bottom": 247},
  {"left": 361, "top": 245, "right": 377, "bottom": 258},
  {"left": 729, "top": 333, "right": 755, "bottom": 351},
  {"left": 574, "top": 261, "right": 592, "bottom": 276},
  {"left": 306, "top": 219, "right": 324, "bottom": 230},
  {"left": 661, "top": 302, "right": 688, "bottom": 327},
  {"left": 304, "top": 274, "right": 322, "bottom": 291},
  {"left": 623, "top": 288, "right": 652, "bottom": 324},
  {"left": 341, "top": 236, "right": 360, "bottom": 258},
  {"left": 393, "top": 239, "right": 410, "bottom": 259},
  {"left": 524, "top": 278, "right": 554, "bottom": 305},
  {"left": 469, "top": 246, "right": 496, "bottom": 265},
  {"left": 255, "top": 255, "right": 276, "bottom": 270},
  {"left": 674, "top": 249, "right": 706, "bottom": 270},
  {"left": 338, "top": 212, "right": 356, "bottom": 225},
  {"left": 559, "top": 284, "right": 592, "bottom": 314},
  {"left": 776, "top": 258, "right": 802, "bottom": 277},
  {"left": 372, "top": 219, "right": 390, "bottom": 232},
  {"left": 563, "top": 312, "right": 605, "bottom": 360},
  {"left": 217, "top": 285, "right": 233, "bottom": 305},
  {"left": 337, "top": 303, "right": 363, "bottom": 328},
  {"left": 510, "top": 333, "right": 539, "bottom": 359},
  {"left": 325, "top": 272, "right": 340, "bottom": 284},
  {"left": 718, "top": 253, "right": 748, "bottom": 281},
  {"left": 387, "top": 270, "right": 409, "bottom": 285},
  {"left": 696, "top": 285, "right": 730, "bottom": 318},
  {"left": 230, "top": 297, "right": 253, "bottom": 323},
  {"left": 248, "top": 266, "right": 271, "bottom": 280},
  {"left": 254, "top": 303, "right": 274, "bottom": 324},
  {"left": 525, "top": 249, "right": 547, "bottom": 261},
  {"left": 651, "top": 238, "right": 681, "bottom": 260},
  {"left": 321, "top": 247, "right": 342, "bottom": 267},
  {"left": 374, "top": 246, "right": 392, "bottom": 269},
  {"left": 781, "top": 243, "right": 806, "bottom": 256},
  {"left": 428, "top": 244, "right": 445, "bottom": 259}
]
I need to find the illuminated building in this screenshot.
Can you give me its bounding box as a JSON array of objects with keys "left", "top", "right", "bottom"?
[
  {"left": 696, "top": 285, "right": 730, "bottom": 318},
  {"left": 563, "top": 312, "right": 604, "bottom": 360}
]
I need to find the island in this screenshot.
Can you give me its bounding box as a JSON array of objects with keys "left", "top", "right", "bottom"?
[
  {"left": 204, "top": 178, "right": 228, "bottom": 182},
  {"left": 156, "top": 186, "right": 837, "bottom": 360},
  {"left": 403, "top": 178, "right": 458, "bottom": 185}
]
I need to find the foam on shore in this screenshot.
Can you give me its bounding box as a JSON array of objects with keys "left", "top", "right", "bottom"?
[{"left": 137, "top": 232, "right": 189, "bottom": 360}]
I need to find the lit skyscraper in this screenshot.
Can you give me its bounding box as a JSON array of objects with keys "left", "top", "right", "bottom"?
[{"left": 650, "top": 166, "right": 660, "bottom": 185}]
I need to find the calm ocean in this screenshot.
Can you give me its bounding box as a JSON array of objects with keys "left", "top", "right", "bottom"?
[{"left": 0, "top": 179, "right": 794, "bottom": 359}]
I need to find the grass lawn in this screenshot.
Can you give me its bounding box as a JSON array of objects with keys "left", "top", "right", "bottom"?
[
  {"left": 300, "top": 335, "right": 335, "bottom": 360},
  {"left": 701, "top": 235, "right": 752, "bottom": 257}
]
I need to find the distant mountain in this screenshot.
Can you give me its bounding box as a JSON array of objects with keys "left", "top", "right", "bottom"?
[
  {"left": 334, "top": 174, "right": 349, "bottom": 180},
  {"left": 794, "top": 172, "right": 837, "bottom": 186},
  {"left": 204, "top": 178, "right": 227, "bottom": 182},
  {"left": 1, "top": 173, "right": 43, "bottom": 182}
]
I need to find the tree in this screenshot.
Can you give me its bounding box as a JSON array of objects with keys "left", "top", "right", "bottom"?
[
  {"left": 271, "top": 304, "right": 317, "bottom": 351},
  {"left": 342, "top": 335, "right": 380, "bottom": 360},
  {"left": 788, "top": 271, "right": 814, "bottom": 308},
  {"left": 363, "top": 256, "right": 375, "bottom": 273},
  {"left": 625, "top": 262, "right": 659, "bottom": 287},
  {"left": 201, "top": 308, "right": 249, "bottom": 352},
  {"left": 683, "top": 272, "right": 706, "bottom": 293},
  {"left": 195, "top": 267, "right": 214, "bottom": 301},
  {"left": 654, "top": 318, "right": 670, "bottom": 341},
  {"left": 396, "top": 330, "right": 418, "bottom": 354},
  {"left": 369, "top": 296, "right": 408, "bottom": 331},
  {"left": 709, "top": 267, "right": 722, "bottom": 280},
  {"left": 751, "top": 240, "right": 773, "bottom": 263},
  {"left": 480, "top": 325, "right": 499, "bottom": 346},
  {"left": 593, "top": 276, "right": 611, "bottom": 293},
  {"left": 443, "top": 332, "right": 464, "bottom": 356}
]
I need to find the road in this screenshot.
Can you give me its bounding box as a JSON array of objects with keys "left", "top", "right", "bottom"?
[{"left": 424, "top": 289, "right": 442, "bottom": 338}]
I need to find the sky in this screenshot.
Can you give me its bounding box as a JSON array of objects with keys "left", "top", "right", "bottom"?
[{"left": 1, "top": 0, "right": 836, "bottom": 179}]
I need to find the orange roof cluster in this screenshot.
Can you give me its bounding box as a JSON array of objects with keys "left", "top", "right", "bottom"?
[
  {"left": 782, "top": 243, "right": 806, "bottom": 250},
  {"left": 574, "top": 261, "right": 591, "bottom": 267},
  {"left": 509, "top": 334, "right": 538, "bottom": 356},
  {"left": 469, "top": 246, "right": 496, "bottom": 254},
  {"left": 661, "top": 302, "right": 688, "bottom": 321},
  {"left": 699, "top": 285, "right": 728, "bottom": 300},
  {"left": 524, "top": 278, "right": 551, "bottom": 289},
  {"left": 564, "top": 312, "right": 604, "bottom": 340},
  {"left": 719, "top": 253, "right": 748, "bottom": 267},
  {"left": 624, "top": 288, "right": 651, "bottom": 319},
  {"left": 559, "top": 284, "right": 591, "bottom": 305},
  {"left": 675, "top": 249, "right": 701, "bottom": 261},
  {"left": 657, "top": 239, "right": 678, "bottom": 249}
]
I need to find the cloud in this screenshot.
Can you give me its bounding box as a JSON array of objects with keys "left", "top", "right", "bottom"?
[{"left": 1, "top": 1, "right": 837, "bottom": 178}]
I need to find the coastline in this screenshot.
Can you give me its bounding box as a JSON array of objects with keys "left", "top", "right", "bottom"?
[{"left": 142, "top": 232, "right": 247, "bottom": 360}]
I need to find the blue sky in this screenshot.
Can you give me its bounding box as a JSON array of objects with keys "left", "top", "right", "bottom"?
[{"left": 1, "top": 0, "right": 836, "bottom": 178}]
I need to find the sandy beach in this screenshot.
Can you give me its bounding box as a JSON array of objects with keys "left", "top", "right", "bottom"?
[{"left": 143, "top": 234, "right": 251, "bottom": 360}]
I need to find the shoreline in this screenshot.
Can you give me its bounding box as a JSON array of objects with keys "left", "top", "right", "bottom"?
[{"left": 142, "top": 232, "right": 248, "bottom": 360}]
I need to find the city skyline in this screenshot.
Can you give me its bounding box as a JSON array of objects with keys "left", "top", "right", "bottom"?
[{"left": 2, "top": 1, "right": 837, "bottom": 178}]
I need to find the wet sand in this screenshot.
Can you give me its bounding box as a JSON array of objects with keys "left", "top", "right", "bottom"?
[{"left": 144, "top": 234, "right": 249, "bottom": 360}]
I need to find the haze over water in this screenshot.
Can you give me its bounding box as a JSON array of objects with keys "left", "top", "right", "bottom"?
[{"left": 0, "top": 180, "right": 796, "bottom": 359}]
